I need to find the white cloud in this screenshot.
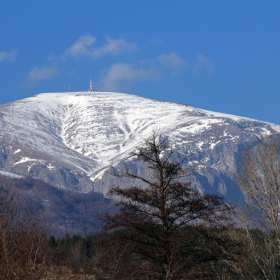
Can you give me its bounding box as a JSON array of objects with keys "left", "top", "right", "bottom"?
[
  {"left": 157, "top": 53, "right": 186, "bottom": 69},
  {"left": 99, "top": 53, "right": 188, "bottom": 91},
  {"left": 92, "top": 37, "right": 136, "bottom": 58},
  {"left": 64, "top": 34, "right": 136, "bottom": 59},
  {"left": 100, "top": 63, "right": 161, "bottom": 91},
  {"left": 65, "top": 34, "right": 96, "bottom": 57},
  {"left": 0, "top": 49, "right": 17, "bottom": 62},
  {"left": 28, "top": 66, "right": 58, "bottom": 84},
  {"left": 194, "top": 54, "right": 215, "bottom": 73}
]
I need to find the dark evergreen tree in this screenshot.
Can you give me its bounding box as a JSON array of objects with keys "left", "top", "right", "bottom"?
[{"left": 102, "top": 133, "right": 240, "bottom": 279}]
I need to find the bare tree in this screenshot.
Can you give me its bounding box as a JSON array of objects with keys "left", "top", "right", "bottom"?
[
  {"left": 0, "top": 176, "right": 57, "bottom": 279},
  {"left": 102, "top": 133, "right": 237, "bottom": 279},
  {"left": 235, "top": 134, "right": 280, "bottom": 279},
  {"left": 237, "top": 134, "right": 280, "bottom": 232}
]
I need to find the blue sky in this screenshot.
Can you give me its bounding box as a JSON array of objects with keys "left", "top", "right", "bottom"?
[{"left": 1, "top": 1, "right": 280, "bottom": 124}]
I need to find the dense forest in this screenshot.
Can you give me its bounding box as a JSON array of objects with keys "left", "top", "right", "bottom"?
[{"left": 1, "top": 133, "right": 280, "bottom": 279}]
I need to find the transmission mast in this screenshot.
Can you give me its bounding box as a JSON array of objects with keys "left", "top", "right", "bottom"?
[{"left": 89, "top": 77, "right": 94, "bottom": 92}]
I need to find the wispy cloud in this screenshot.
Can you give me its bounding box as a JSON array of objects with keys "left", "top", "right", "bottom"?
[
  {"left": 0, "top": 49, "right": 17, "bottom": 62},
  {"left": 157, "top": 52, "right": 187, "bottom": 69},
  {"left": 28, "top": 66, "right": 58, "bottom": 85},
  {"left": 63, "top": 34, "right": 136, "bottom": 59},
  {"left": 100, "top": 63, "right": 161, "bottom": 91},
  {"left": 92, "top": 37, "right": 136, "bottom": 58},
  {"left": 194, "top": 54, "right": 215, "bottom": 73},
  {"left": 98, "top": 51, "right": 213, "bottom": 91},
  {"left": 65, "top": 34, "right": 96, "bottom": 57}
]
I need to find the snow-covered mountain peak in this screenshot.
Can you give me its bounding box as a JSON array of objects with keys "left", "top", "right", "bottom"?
[
  {"left": 1, "top": 91, "right": 280, "bottom": 194},
  {"left": 3, "top": 91, "right": 199, "bottom": 165}
]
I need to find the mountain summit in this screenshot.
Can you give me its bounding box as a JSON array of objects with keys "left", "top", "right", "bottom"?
[{"left": 1, "top": 91, "right": 279, "bottom": 201}]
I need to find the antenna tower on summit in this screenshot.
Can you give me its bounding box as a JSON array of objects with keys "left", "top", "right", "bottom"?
[{"left": 89, "top": 77, "right": 94, "bottom": 92}]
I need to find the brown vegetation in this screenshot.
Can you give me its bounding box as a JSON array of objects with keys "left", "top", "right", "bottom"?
[
  {"left": 3, "top": 133, "right": 280, "bottom": 279},
  {"left": 0, "top": 177, "right": 56, "bottom": 279}
]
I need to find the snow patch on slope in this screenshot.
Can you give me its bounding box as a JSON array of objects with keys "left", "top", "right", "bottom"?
[
  {"left": 0, "top": 171, "right": 23, "bottom": 179},
  {"left": 14, "top": 157, "right": 45, "bottom": 165},
  {"left": 1, "top": 90, "right": 280, "bottom": 187}
]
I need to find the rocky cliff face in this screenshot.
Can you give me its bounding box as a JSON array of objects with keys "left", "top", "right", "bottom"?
[{"left": 0, "top": 91, "right": 279, "bottom": 204}]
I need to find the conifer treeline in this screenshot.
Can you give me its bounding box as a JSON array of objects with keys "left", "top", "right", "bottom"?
[{"left": 47, "top": 228, "right": 279, "bottom": 279}]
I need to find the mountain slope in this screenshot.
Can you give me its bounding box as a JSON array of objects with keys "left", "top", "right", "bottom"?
[{"left": 1, "top": 91, "right": 279, "bottom": 200}]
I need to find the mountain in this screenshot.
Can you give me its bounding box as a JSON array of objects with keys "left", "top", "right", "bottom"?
[
  {"left": 0, "top": 91, "right": 279, "bottom": 233},
  {"left": 0, "top": 174, "right": 116, "bottom": 236}
]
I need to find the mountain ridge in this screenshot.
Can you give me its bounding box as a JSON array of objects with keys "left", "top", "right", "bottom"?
[{"left": 1, "top": 91, "right": 279, "bottom": 199}]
